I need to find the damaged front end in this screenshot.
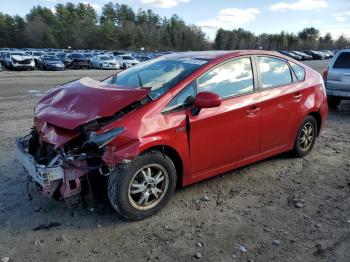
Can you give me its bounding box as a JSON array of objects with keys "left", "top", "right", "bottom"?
[
  {"left": 15, "top": 77, "right": 150, "bottom": 203},
  {"left": 16, "top": 127, "right": 122, "bottom": 201}
]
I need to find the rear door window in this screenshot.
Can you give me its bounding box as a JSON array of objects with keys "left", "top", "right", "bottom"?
[
  {"left": 333, "top": 52, "right": 350, "bottom": 68},
  {"left": 257, "top": 56, "right": 292, "bottom": 88}
]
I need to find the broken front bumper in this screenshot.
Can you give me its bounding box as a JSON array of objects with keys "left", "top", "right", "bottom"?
[
  {"left": 16, "top": 136, "right": 86, "bottom": 199},
  {"left": 16, "top": 137, "right": 64, "bottom": 187}
]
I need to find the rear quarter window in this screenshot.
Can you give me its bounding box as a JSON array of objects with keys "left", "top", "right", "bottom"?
[
  {"left": 333, "top": 52, "right": 350, "bottom": 68},
  {"left": 256, "top": 56, "right": 292, "bottom": 88},
  {"left": 289, "top": 61, "right": 305, "bottom": 81}
]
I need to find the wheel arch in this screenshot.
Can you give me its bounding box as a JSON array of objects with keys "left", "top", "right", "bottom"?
[
  {"left": 140, "top": 145, "right": 184, "bottom": 187},
  {"left": 307, "top": 111, "right": 322, "bottom": 136}
]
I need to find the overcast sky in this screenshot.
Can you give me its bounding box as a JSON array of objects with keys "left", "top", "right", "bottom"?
[{"left": 1, "top": 0, "right": 349, "bottom": 40}]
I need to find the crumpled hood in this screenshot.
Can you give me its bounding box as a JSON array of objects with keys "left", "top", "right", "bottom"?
[
  {"left": 12, "top": 55, "right": 33, "bottom": 61},
  {"left": 35, "top": 77, "right": 150, "bottom": 130}
]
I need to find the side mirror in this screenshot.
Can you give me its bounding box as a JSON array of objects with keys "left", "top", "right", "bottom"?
[
  {"left": 192, "top": 92, "right": 221, "bottom": 116},
  {"left": 194, "top": 92, "right": 222, "bottom": 109}
]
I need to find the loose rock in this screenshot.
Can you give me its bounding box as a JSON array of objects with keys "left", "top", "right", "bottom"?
[
  {"left": 201, "top": 196, "right": 210, "bottom": 201},
  {"left": 295, "top": 202, "right": 304, "bottom": 208},
  {"left": 196, "top": 242, "right": 203, "bottom": 248},
  {"left": 272, "top": 240, "right": 280, "bottom": 246},
  {"left": 1, "top": 257, "right": 10, "bottom": 262},
  {"left": 239, "top": 245, "right": 247, "bottom": 253},
  {"left": 194, "top": 252, "right": 202, "bottom": 259}
]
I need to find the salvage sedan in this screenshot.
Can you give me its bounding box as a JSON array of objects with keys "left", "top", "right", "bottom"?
[
  {"left": 16, "top": 51, "right": 328, "bottom": 220},
  {"left": 37, "top": 55, "right": 65, "bottom": 71}
]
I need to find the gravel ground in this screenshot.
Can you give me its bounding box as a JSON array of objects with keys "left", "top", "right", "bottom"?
[{"left": 0, "top": 61, "right": 349, "bottom": 262}]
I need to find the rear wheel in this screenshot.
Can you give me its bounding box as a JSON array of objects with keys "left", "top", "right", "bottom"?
[
  {"left": 292, "top": 116, "right": 317, "bottom": 157},
  {"left": 327, "top": 96, "right": 341, "bottom": 108},
  {"left": 107, "top": 150, "right": 177, "bottom": 220}
]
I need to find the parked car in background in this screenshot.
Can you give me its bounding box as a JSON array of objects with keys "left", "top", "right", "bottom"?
[
  {"left": 26, "top": 51, "right": 44, "bottom": 67},
  {"left": 55, "top": 52, "right": 66, "bottom": 62},
  {"left": 90, "top": 55, "right": 120, "bottom": 70},
  {"left": 4, "top": 51, "right": 35, "bottom": 70},
  {"left": 303, "top": 50, "right": 326, "bottom": 60},
  {"left": 64, "top": 53, "right": 90, "bottom": 69},
  {"left": 318, "top": 50, "right": 332, "bottom": 59},
  {"left": 292, "top": 51, "right": 313, "bottom": 60},
  {"left": 133, "top": 54, "right": 152, "bottom": 62},
  {"left": 0, "top": 52, "right": 8, "bottom": 65},
  {"left": 37, "top": 55, "right": 65, "bottom": 71},
  {"left": 323, "top": 49, "right": 350, "bottom": 108},
  {"left": 280, "top": 51, "right": 303, "bottom": 61},
  {"left": 116, "top": 54, "right": 140, "bottom": 68},
  {"left": 16, "top": 50, "right": 328, "bottom": 220}
]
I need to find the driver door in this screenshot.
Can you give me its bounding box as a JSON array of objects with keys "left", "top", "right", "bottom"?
[{"left": 187, "top": 57, "right": 262, "bottom": 178}]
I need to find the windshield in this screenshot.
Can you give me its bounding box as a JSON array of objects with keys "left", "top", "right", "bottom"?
[
  {"left": 44, "top": 55, "right": 59, "bottom": 61},
  {"left": 100, "top": 56, "right": 113, "bottom": 60},
  {"left": 11, "top": 53, "right": 25, "bottom": 56},
  {"left": 109, "top": 56, "right": 209, "bottom": 99},
  {"left": 122, "top": 56, "right": 134, "bottom": 60}
]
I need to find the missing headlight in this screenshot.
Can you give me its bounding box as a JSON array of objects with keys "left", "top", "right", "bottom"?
[{"left": 87, "top": 127, "right": 124, "bottom": 149}]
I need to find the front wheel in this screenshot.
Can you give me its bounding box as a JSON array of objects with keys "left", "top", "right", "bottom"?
[
  {"left": 107, "top": 150, "right": 177, "bottom": 220},
  {"left": 292, "top": 116, "right": 317, "bottom": 157}
]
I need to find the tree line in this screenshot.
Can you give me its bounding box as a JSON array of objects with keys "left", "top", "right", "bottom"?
[
  {"left": 0, "top": 2, "right": 209, "bottom": 51},
  {"left": 214, "top": 27, "right": 350, "bottom": 51},
  {"left": 0, "top": 1, "right": 349, "bottom": 51}
]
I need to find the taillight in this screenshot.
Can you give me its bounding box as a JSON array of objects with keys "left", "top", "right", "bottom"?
[{"left": 322, "top": 67, "right": 328, "bottom": 81}]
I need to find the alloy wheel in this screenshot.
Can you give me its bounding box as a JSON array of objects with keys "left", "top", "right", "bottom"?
[
  {"left": 128, "top": 164, "right": 169, "bottom": 210},
  {"left": 299, "top": 122, "right": 314, "bottom": 150}
]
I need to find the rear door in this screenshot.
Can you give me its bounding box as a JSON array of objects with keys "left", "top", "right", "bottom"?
[
  {"left": 327, "top": 51, "right": 350, "bottom": 91},
  {"left": 255, "top": 56, "right": 307, "bottom": 152},
  {"left": 187, "top": 57, "right": 262, "bottom": 176}
]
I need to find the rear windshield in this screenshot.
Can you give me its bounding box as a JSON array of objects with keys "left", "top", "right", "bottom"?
[{"left": 334, "top": 52, "right": 350, "bottom": 68}]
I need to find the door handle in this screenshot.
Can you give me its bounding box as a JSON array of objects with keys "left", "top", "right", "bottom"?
[
  {"left": 293, "top": 93, "right": 303, "bottom": 100},
  {"left": 246, "top": 106, "right": 260, "bottom": 116}
]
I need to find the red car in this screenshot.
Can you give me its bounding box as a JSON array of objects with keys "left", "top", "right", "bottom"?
[{"left": 16, "top": 50, "right": 328, "bottom": 220}]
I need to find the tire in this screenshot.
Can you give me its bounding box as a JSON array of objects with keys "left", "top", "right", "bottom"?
[
  {"left": 327, "top": 96, "right": 341, "bottom": 108},
  {"left": 100, "top": 64, "right": 103, "bottom": 70},
  {"left": 107, "top": 150, "right": 177, "bottom": 220},
  {"left": 123, "top": 63, "right": 126, "bottom": 69},
  {"left": 292, "top": 116, "right": 317, "bottom": 157}
]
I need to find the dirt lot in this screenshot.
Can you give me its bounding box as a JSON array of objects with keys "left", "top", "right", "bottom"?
[{"left": 0, "top": 61, "right": 349, "bottom": 262}]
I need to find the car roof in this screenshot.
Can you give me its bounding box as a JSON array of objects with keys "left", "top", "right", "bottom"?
[{"left": 163, "top": 50, "right": 283, "bottom": 60}]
